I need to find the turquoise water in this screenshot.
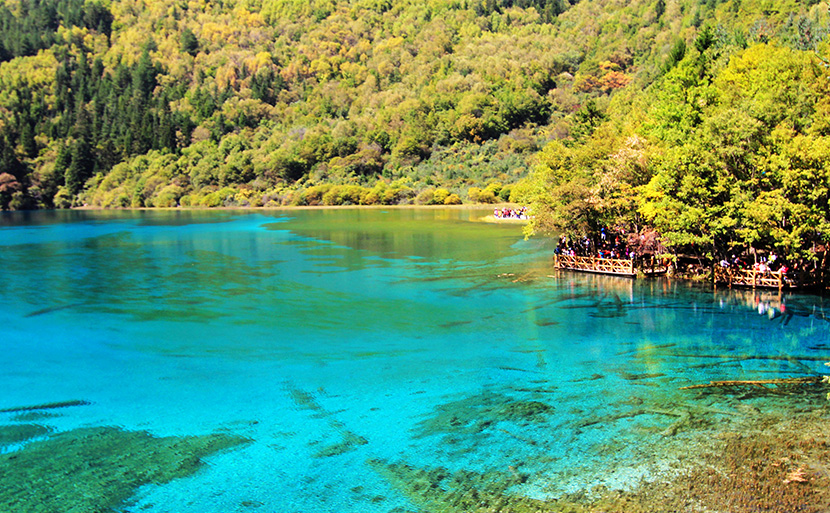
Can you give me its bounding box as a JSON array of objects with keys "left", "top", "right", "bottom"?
[{"left": 1, "top": 208, "right": 829, "bottom": 512}]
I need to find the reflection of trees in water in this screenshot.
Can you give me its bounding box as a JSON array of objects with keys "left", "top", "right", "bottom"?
[
  {"left": 545, "top": 273, "right": 720, "bottom": 321},
  {"left": 544, "top": 271, "right": 830, "bottom": 326},
  {"left": 713, "top": 287, "right": 830, "bottom": 326},
  {"left": 537, "top": 276, "right": 830, "bottom": 381}
]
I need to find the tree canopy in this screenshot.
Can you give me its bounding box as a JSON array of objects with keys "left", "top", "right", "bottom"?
[
  {"left": 0, "top": 0, "right": 827, "bottom": 216},
  {"left": 522, "top": 33, "right": 830, "bottom": 262}
]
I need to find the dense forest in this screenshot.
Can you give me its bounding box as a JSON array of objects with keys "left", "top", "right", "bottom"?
[
  {"left": 520, "top": 5, "right": 830, "bottom": 262},
  {"left": 0, "top": 0, "right": 828, "bottom": 258},
  {"left": 0, "top": 0, "right": 584, "bottom": 209}
]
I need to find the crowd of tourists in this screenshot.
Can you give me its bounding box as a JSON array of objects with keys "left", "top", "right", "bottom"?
[
  {"left": 549, "top": 227, "right": 815, "bottom": 282},
  {"left": 493, "top": 207, "right": 529, "bottom": 219},
  {"left": 553, "top": 228, "right": 638, "bottom": 260},
  {"left": 717, "top": 252, "right": 792, "bottom": 276}
]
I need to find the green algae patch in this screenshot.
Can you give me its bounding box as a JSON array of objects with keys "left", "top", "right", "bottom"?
[
  {"left": 368, "top": 459, "right": 593, "bottom": 513},
  {"left": 417, "top": 391, "right": 554, "bottom": 437},
  {"left": 10, "top": 412, "right": 60, "bottom": 422},
  {"left": 313, "top": 430, "right": 369, "bottom": 458},
  {"left": 0, "top": 424, "right": 50, "bottom": 446},
  {"left": 630, "top": 420, "right": 830, "bottom": 513},
  {"left": 380, "top": 396, "right": 830, "bottom": 513},
  {"left": 289, "top": 388, "right": 324, "bottom": 412},
  {"left": 368, "top": 459, "right": 657, "bottom": 513},
  {"left": 0, "top": 426, "right": 250, "bottom": 512}
]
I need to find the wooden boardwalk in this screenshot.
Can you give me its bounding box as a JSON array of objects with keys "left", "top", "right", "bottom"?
[
  {"left": 554, "top": 254, "right": 668, "bottom": 277},
  {"left": 713, "top": 267, "right": 818, "bottom": 290}
]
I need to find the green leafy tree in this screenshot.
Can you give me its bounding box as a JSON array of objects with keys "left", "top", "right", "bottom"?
[
  {"left": 180, "top": 28, "right": 199, "bottom": 57},
  {"left": 571, "top": 99, "right": 607, "bottom": 142}
]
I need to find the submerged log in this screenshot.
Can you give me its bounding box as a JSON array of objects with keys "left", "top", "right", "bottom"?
[
  {"left": 0, "top": 399, "right": 90, "bottom": 413},
  {"left": 662, "top": 354, "right": 829, "bottom": 363},
  {"left": 679, "top": 377, "right": 824, "bottom": 390}
]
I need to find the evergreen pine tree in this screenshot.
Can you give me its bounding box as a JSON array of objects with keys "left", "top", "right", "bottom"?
[
  {"left": 157, "top": 97, "right": 176, "bottom": 151},
  {"left": 20, "top": 122, "right": 37, "bottom": 159},
  {"left": 132, "top": 45, "right": 158, "bottom": 102},
  {"left": 180, "top": 27, "right": 199, "bottom": 56},
  {"left": 65, "top": 109, "right": 95, "bottom": 196},
  {"left": 0, "top": 135, "right": 25, "bottom": 179}
]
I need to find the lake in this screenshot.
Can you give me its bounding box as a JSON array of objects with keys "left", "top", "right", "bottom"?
[{"left": 1, "top": 208, "right": 829, "bottom": 512}]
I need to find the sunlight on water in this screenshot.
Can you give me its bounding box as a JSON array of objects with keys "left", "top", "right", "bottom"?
[{"left": 1, "top": 208, "right": 829, "bottom": 512}]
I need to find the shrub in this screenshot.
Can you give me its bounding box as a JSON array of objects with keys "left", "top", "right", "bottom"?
[
  {"left": 295, "top": 184, "right": 333, "bottom": 206},
  {"left": 361, "top": 190, "right": 380, "bottom": 205},
  {"left": 338, "top": 185, "right": 364, "bottom": 205},
  {"left": 234, "top": 188, "right": 261, "bottom": 207},
  {"left": 201, "top": 191, "right": 223, "bottom": 207},
  {"left": 113, "top": 192, "right": 131, "bottom": 208},
  {"left": 477, "top": 189, "right": 498, "bottom": 203},
  {"left": 319, "top": 185, "right": 363, "bottom": 205},
  {"left": 483, "top": 182, "right": 502, "bottom": 197},
  {"left": 432, "top": 188, "right": 450, "bottom": 204},
  {"left": 154, "top": 192, "right": 178, "bottom": 208},
  {"left": 321, "top": 185, "right": 342, "bottom": 205},
  {"left": 153, "top": 185, "right": 184, "bottom": 207},
  {"left": 416, "top": 188, "right": 435, "bottom": 205},
  {"left": 444, "top": 193, "right": 462, "bottom": 205},
  {"left": 9, "top": 191, "right": 31, "bottom": 210},
  {"left": 382, "top": 186, "right": 415, "bottom": 205},
  {"left": 216, "top": 187, "right": 238, "bottom": 206}
]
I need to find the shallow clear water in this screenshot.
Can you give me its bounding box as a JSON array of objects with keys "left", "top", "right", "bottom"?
[{"left": 1, "top": 208, "right": 828, "bottom": 512}]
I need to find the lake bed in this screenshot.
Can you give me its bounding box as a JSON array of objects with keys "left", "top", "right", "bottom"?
[{"left": 1, "top": 208, "right": 829, "bottom": 512}]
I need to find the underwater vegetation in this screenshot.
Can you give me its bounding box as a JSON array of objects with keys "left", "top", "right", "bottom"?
[
  {"left": 416, "top": 391, "right": 554, "bottom": 438},
  {"left": 378, "top": 376, "right": 830, "bottom": 513},
  {"left": 368, "top": 459, "right": 561, "bottom": 513},
  {"left": 313, "top": 430, "right": 369, "bottom": 459},
  {"left": 0, "top": 423, "right": 49, "bottom": 446},
  {"left": 372, "top": 403, "right": 830, "bottom": 513},
  {"left": 287, "top": 386, "right": 370, "bottom": 458},
  {"left": 0, "top": 425, "right": 249, "bottom": 512}
]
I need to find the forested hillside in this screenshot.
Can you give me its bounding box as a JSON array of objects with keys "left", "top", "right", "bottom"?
[
  {"left": 520, "top": 3, "right": 830, "bottom": 261},
  {"left": 0, "top": 0, "right": 826, "bottom": 210}
]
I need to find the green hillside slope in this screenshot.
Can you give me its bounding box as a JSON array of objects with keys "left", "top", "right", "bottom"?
[{"left": 0, "top": 0, "right": 825, "bottom": 209}]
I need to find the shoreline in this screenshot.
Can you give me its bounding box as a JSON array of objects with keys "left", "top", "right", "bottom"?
[
  {"left": 480, "top": 214, "right": 530, "bottom": 224},
  {"left": 40, "top": 206, "right": 830, "bottom": 293},
  {"left": 69, "top": 203, "right": 529, "bottom": 226},
  {"left": 71, "top": 203, "right": 522, "bottom": 212}
]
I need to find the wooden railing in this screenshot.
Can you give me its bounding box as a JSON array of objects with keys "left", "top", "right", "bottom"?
[
  {"left": 555, "top": 255, "right": 668, "bottom": 276},
  {"left": 713, "top": 267, "right": 814, "bottom": 289}
]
